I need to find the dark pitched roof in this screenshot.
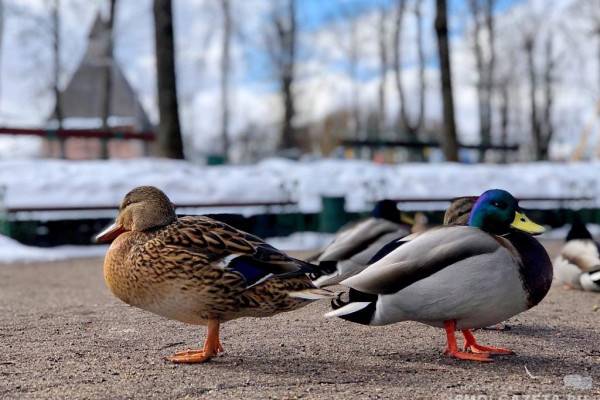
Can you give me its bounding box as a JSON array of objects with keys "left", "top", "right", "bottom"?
[{"left": 52, "top": 13, "right": 151, "bottom": 130}]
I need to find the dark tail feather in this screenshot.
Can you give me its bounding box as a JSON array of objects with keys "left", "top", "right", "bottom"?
[
  {"left": 307, "top": 260, "right": 338, "bottom": 281},
  {"left": 328, "top": 288, "right": 377, "bottom": 325}
]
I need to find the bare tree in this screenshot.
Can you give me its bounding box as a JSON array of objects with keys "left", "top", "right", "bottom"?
[
  {"left": 434, "top": 0, "right": 459, "bottom": 161},
  {"left": 570, "top": 0, "right": 600, "bottom": 98},
  {"left": 153, "top": 0, "right": 184, "bottom": 159},
  {"left": 377, "top": 4, "right": 389, "bottom": 135},
  {"left": 0, "top": 0, "right": 4, "bottom": 109},
  {"left": 49, "top": 0, "right": 66, "bottom": 158},
  {"left": 51, "top": 0, "right": 62, "bottom": 130},
  {"left": 393, "top": 0, "right": 426, "bottom": 158},
  {"left": 524, "top": 30, "right": 556, "bottom": 161},
  {"left": 498, "top": 80, "right": 509, "bottom": 162},
  {"left": 348, "top": 14, "right": 361, "bottom": 140},
  {"left": 219, "top": 0, "right": 232, "bottom": 160},
  {"left": 468, "top": 0, "right": 496, "bottom": 161},
  {"left": 265, "top": 0, "right": 297, "bottom": 151},
  {"left": 540, "top": 34, "right": 555, "bottom": 159},
  {"left": 100, "top": 0, "right": 116, "bottom": 159}
]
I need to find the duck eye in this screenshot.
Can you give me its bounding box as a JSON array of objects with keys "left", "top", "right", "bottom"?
[{"left": 491, "top": 201, "right": 507, "bottom": 209}]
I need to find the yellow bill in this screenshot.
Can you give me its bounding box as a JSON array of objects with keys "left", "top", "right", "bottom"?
[
  {"left": 510, "top": 211, "right": 545, "bottom": 235},
  {"left": 400, "top": 213, "right": 415, "bottom": 225}
]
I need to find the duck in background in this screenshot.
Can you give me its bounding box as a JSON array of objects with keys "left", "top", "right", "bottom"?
[
  {"left": 308, "top": 199, "right": 412, "bottom": 287},
  {"left": 97, "top": 186, "right": 333, "bottom": 364},
  {"left": 554, "top": 216, "right": 600, "bottom": 292},
  {"left": 326, "top": 189, "right": 552, "bottom": 362},
  {"left": 311, "top": 196, "right": 478, "bottom": 288}
]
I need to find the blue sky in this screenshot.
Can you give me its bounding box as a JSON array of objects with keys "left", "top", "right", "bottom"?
[
  {"left": 245, "top": 0, "right": 525, "bottom": 87},
  {"left": 298, "top": 0, "right": 524, "bottom": 32}
]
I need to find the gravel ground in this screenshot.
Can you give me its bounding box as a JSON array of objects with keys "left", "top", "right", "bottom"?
[{"left": 0, "top": 241, "right": 599, "bottom": 399}]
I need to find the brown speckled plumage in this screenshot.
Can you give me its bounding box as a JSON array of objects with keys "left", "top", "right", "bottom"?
[
  {"left": 98, "top": 186, "right": 332, "bottom": 363},
  {"left": 99, "top": 187, "right": 328, "bottom": 333},
  {"left": 103, "top": 214, "right": 319, "bottom": 326}
]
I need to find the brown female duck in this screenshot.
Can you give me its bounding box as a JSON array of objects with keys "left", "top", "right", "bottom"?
[{"left": 97, "top": 186, "right": 331, "bottom": 363}]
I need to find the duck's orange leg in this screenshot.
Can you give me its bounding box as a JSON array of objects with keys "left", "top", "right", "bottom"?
[
  {"left": 167, "top": 320, "right": 223, "bottom": 363},
  {"left": 462, "top": 329, "right": 514, "bottom": 355},
  {"left": 443, "top": 320, "right": 492, "bottom": 362}
]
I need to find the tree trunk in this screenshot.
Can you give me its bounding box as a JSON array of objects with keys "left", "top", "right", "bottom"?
[
  {"left": 51, "top": 0, "right": 65, "bottom": 158},
  {"left": 414, "top": 0, "right": 426, "bottom": 136},
  {"left": 484, "top": 0, "right": 495, "bottom": 156},
  {"left": 349, "top": 17, "right": 360, "bottom": 140},
  {"left": 52, "top": 0, "right": 62, "bottom": 130},
  {"left": 541, "top": 34, "right": 554, "bottom": 160},
  {"left": 100, "top": 0, "right": 116, "bottom": 160},
  {"left": 273, "top": 0, "right": 297, "bottom": 150},
  {"left": 499, "top": 82, "right": 509, "bottom": 163},
  {"left": 393, "top": 0, "right": 426, "bottom": 160},
  {"left": 434, "top": 0, "right": 459, "bottom": 162},
  {"left": 597, "top": 29, "right": 600, "bottom": 104},
  {"left": 153, "top": 0, "right": 184, "bottom": 159},
  {"left": 525, "top": 36, "right": 542, "bottom": 161},
  {"left": 0, "top": 1, "right": 4, "bottom": 109},
  {"left": 219, "top": 0, "right": 231, "bottom": 161},
  {"left": 377, "top": 5, "right": 388, "bottom": 136},
  {"left": 468, "top": 0, "right": 495, "bottom": 162}
]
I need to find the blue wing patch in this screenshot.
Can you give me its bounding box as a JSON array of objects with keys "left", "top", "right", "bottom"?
[{"left": 226, "top": 256, "right": 274, "bottom": 287}]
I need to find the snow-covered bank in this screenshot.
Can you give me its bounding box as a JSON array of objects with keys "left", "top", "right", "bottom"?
[
  {"left": 0, "top": 232, "right": 332, "bottom": 264},
  {"left": 266, "top": 232, "right": 334, "bottom": 252},
  {"left": 0, "top": 234, "right": 107, "bottom": 264},
  {"left": 0, "top": 158, "right": 598, "bottom": 220}
]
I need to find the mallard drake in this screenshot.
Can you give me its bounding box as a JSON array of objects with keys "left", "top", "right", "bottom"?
[
  {"left": 366, "top": 196, "right": 478, "bottom": 266},
  {"left": 326, "top": 189, "right": 552, "bottom": 362},
  {"left": 554, "top": 217, "right": 600, "bottom": 292},
  {"left": 96, "top": 186, "right": 332, "bottom": 364},
  {"left": 308, "top": 200, "right": 412, "bottom": 287},
  {"left": 312, "top": 196, "right": 478, "bottom": 288}
]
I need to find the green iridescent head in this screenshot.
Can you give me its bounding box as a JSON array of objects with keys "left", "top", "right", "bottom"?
[{"left": 468, "top": 189, "right": 545, "bottom": 235}]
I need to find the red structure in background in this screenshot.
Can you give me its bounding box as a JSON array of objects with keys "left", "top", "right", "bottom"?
[{"left": 0, "top": 127, "right": 154, "bottom": 159}]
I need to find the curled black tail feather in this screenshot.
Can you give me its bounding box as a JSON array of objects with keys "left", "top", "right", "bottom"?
[
  {"left": 330, "top": 288, "right": 377, "bottom": 325},
  {"left": 307, "top": 260, "right": 338, "bottom": 281},
  {"left": 331, "top": 291, "right": 349, "bottom": 310}
]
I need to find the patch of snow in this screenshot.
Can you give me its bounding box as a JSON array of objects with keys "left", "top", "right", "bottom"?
[
  {"left": 0, "top": 234, "right": 107, "bottom": 264},
  {"left": 0, "top": 158, "right": 598, "bottom": 221},
  {"left": 266, "top": 232, "right": 334, "bottom": 252}
]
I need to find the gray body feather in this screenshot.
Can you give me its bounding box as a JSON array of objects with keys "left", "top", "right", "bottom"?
[
  {"left": 340, "top": 226, "right": 531, "bottom": 330},
  {"left": 313, "top": 218, "right": 409, "bottom": 287}
]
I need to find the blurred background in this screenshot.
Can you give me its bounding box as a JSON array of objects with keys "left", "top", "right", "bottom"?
[{"left": 0, "top": 0, "right": 600, "bottom": 254}]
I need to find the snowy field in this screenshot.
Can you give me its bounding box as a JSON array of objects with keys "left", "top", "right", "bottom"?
[
  {"left": 0, "top": 158, "right": 598, "bottom": 263},
  {"left": 0, "top": 234, "right": 108, "bottom": 264},
  {"left": 0, "top": 232, "right": 334, "bottom": 264},
  {"left": 0, "top": 158, "right": 598, "bottom": 217}
]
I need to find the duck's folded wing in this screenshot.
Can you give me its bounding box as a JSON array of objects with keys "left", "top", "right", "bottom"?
[
  {"left": 560, "top": 239, "right": 600, "bottom": 272},
  {"left": 317, "top": 218, "right": 408, "bottom": 262},
  {"left": 160, "top": 216, "right": 315, "bottom": 287},
  {"left": 342, "top": 226, "right": 501, "bottom": 295}
]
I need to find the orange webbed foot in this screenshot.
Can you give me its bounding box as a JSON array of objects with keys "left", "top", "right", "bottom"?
[
  {"left": 444, "top": 348, "right": 492, "bottom": 362},
  {"left": 443, "top": 321, "right": 493, "bottom": 362},
  {"left": 464, "top": 343, "right": 514, "bottom": 355},
  {"left": 167, "top": 350, "right": 215, "bottom": 364},
  {"left": 166, "top": 320, "right": 223, "bottom": 364},
  {"left": 462, "top": 329, "right": 514, "bottom": 355}
]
